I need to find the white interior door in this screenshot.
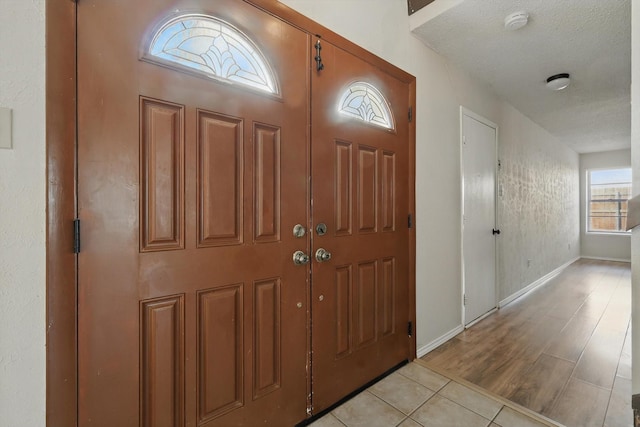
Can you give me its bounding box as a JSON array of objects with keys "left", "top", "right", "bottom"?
[{"left": 461, "top": 108, "right": 497, "bottom": 326}]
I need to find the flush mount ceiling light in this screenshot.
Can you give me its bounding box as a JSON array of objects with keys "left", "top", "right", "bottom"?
[
  {"left": 504, "top": 11, "right": 529, "bottom": 31},
  {"left": 546, "top": 73, "right": 571, "bottom": 90}
]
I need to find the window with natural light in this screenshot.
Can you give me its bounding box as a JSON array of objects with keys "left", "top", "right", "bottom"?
[
  {"left": 338, "top": 82, "right": 395, "bottom": 130},
  {"left": 587, "top": 168, "right": 632, "bottom": 233},
  {"left": 147, "top": 14, "right": 279, "bottom": 94}
]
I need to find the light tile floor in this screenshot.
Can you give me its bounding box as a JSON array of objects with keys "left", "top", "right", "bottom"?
[{"left": 309, "top": 361, "right": 565, "bottom": 427}]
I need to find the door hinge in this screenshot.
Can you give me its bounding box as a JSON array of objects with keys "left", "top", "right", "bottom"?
[
  {"left": 408, "top": 107, "right": 413, "bottom": 123},
  {"left": 463, "top": 293, "right": 467, "bottom": 306},
  {"left": 408, "top": 214, "right": 413, "bottom": 229},
  {"left": 407, "top": 321, "right": 413, "bottom": 337},
  {"left": 73, "top": 218, "right": 81, "bottom": 254}
]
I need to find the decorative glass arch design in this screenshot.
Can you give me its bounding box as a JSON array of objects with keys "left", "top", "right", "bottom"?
[
  {"left": 147, "top": 14, "right": 279, "bottom": 94},
  {"left": 338, "top": 82, "right": 394, "bottom": 130}
]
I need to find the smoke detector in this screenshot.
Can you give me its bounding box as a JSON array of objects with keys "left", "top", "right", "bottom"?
[{"left": 504, "top": 11, "right": 529, "bottom": 31}]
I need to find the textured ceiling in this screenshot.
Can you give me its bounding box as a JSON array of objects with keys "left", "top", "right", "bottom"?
[{"left": 411, "top": 0, "right": 631, "bottom": 153}]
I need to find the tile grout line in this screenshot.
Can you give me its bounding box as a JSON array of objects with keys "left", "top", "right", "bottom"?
[
  {"left": 415, "top": 359, "right": 566, "bottom": 427},
  {"left": 556, "top": 267, "right": 628, "bottom": 422},
  {"left": 599, "top": 319, "right": 633, "bottom": 427},
  {"left": 377, "top": 365, "right": 501, "bottom": 427},
  {"left": 437, "top": 380, "right": 503, "bottom": 423}
]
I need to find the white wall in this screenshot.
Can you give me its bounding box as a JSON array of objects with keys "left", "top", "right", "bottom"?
[
  {"left": 279, "top": 0, "right": 580, "bottom": 353},
  {"left": 0, "top": 1, "right": 46, "bottom": 426},
  {"left": 580, "top": 149, "right": 631, "bottom": 262},
  {"left": 630, "top": 0, "right": 640, "bottom": 397}
]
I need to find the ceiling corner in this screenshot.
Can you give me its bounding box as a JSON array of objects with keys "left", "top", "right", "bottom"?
[
  {"left": 408, "top": 0, "right": 465, "bottom": 31},
  {"left": 408, "top": 0, "right": 436, "bottom": 16}
]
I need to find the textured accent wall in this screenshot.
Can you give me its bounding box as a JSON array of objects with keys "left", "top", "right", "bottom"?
[
  {"left": 497, "top": 103, "right": 580, "bottom": 301},
  {"left": 0, "top": 1, "right": 46, "bottom": 425}
]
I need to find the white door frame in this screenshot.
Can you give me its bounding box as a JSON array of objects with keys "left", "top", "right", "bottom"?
[{"left": 460, "top": 106, "right": 499, "bottom": 328}]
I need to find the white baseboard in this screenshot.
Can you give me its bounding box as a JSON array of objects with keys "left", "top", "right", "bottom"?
[
  {"left": 464, "top": 308, "right": 497, "bottom": 329},
  {"left": 416, "top": 256, "right": 595, "bottom": 360},
  {"left": 498, "top": 257, "right": 580, "bottom": 308},
  {"left": 580, "top": 255, "right": 631, "bottom": 263},
  {"left": 416, "top": 325, "right": 464, "bottom": 358}
]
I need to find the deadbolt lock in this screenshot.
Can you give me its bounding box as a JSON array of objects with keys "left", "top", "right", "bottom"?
[
  {"left": 315, "top": 223, "right": 328, "bottom": 236},
  {"left": 293, "top": 224, "right": 306, "bottom": 238}
]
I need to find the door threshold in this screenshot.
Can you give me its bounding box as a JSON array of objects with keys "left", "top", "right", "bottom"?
[{"left": 296, "top": 359, "right": 409, "bottom": 426}]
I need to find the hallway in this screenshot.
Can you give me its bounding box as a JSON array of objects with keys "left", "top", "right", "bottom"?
[
  {"left": 423, "top": 259, "right": 631, "bottom": 427},
  {"left": 309, "top": 259, "right": 630, "bottom": 427}
]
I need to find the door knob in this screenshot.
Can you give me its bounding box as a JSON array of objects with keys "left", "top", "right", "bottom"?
[
  {"left": 315, "top": 248, "right": 332, "bottom": 262},
  {"left": 293, "top": 251, "right": 310, "bottom": 265}
]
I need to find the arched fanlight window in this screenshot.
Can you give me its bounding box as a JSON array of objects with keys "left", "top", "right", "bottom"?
[
  {"left": 338, "top": 82, "right": 394, "bottom": 130},
  {"left": 146, "top": 14, "right": 279, "bottom": 94}
]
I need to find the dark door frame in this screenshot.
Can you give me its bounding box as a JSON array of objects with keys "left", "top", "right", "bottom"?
[{"left": 45, "top": 1, "right": 416, "bottom": 425}]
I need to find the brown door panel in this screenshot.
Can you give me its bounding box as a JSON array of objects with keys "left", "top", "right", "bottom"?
[
  {"left": 310, "top": 40, "right": 412, "bottom": 412},
  {"left": 77, "top": 0, "right": 412, "bottom": 424},
  {"left": 78, "top": 1, "right": 309, "bottom": 425}
]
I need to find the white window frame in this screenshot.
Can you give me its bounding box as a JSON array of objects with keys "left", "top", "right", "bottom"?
[{"left": 586, "top": 167, "right": 632, "bottom": 235}]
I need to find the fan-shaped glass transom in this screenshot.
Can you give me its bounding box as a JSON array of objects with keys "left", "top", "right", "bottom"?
[
  {"left": 338, "top": 82, "right": 394, "bottom": 130},
  {"left": 147, "top": 14, "right": 279, "bottom": 94}
]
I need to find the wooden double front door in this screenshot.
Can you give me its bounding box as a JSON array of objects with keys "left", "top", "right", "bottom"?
[{"left": 77, "top": 1, "right": 414, "bottom": 425}]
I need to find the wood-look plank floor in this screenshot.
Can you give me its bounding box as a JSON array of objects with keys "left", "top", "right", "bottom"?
[{"left": 421, "top": 259, "right": 632, "bottom": 427}]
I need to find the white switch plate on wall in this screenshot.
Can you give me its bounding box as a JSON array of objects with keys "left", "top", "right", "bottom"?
[{"left": 0, "top": 107, "right": 12, "bottom": 149}]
